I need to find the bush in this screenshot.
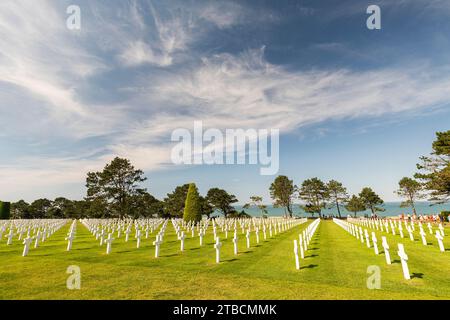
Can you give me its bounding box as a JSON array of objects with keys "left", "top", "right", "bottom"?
[
  {"left": 0, "top": 201, "right": 11, "bottom": 219},
  {"left": 440, "top": 211, "right": 450, "bottom": 220}
]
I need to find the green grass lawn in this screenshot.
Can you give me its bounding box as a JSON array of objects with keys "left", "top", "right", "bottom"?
[{"left": 0, "top": 220, "right": 449, "bottom": 300}]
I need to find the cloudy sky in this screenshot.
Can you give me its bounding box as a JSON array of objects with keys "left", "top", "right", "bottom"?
[{"left": 1, "top": 0, "right": 450, "bottom": 203}]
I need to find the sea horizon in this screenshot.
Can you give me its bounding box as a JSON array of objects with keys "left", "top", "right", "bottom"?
[{"left": 233, "top": 201, "right": 450, "bottom": 217}]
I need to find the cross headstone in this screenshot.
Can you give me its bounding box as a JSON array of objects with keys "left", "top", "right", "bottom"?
[
  {"left": 381, "top": 236, "right": 391, "bottom": 265},
  {"left": 293, "top": 239, "right": 300, "bottom": 270},
  {"left": 407, "top": 226, "right": 414, "bottom": 241},
  {"left": 6, "top": 229, "right": 14, "bottom": 245},
  {"left": 397, "top": 243, "right": 411, "bottom": 280},
  {"left": 179, "top": 231, "right": 186, "bottom": 251},
  {"left": 153, "top": 235, "right": 162, "bottom": 258},
  {"left": 65, "top": 232, "right": 75, "bottom": 251},
  {"left": 22, "top": 236, "right": 34, "bottom": 257},
  {"left": 299, "top": 234, "right": 305, "bottom": 259},
  {"left": 199, "top": 229, "right": 205, "bottom": 246},
  {"left": 419, "top": 227, "right": 427, "bottom": 246},
  {"left": 232, "top": 232, "right": 238, "bottom": 255},
  {"left": 136, "top": 230, "right": 142, "bottom": 249},
  {"left": 372, "top": 232, "right": 379, "bottom": 255},
  {"left": 214, "top": 237, "right": 222, "bottom": 264},
  {"left": 435, "top": 230, "right": 445, "bottom": 252},
  {"left": 246, "top": 230, "right": 250, "bottom": 249},
  {"left": 364, "top": 229, "right": 371, "bottom": 248},
  {"left": 438, "top": 223, "right": 445, "bottom": 237},
  {"left": 105, "top": 233, "right": 115, "bottom": 254},
  {"left": 34, "top": 230, "right": 41, "bottom": 248}
]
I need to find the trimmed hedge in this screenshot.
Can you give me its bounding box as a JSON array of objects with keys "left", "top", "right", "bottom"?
[{"left": 0, "top": 201, "right": 11, "bottom": 219}]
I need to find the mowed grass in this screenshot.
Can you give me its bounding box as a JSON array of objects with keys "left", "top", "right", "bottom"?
[{"left": 0, "top": 220, "right": 449, "bottom": 300}]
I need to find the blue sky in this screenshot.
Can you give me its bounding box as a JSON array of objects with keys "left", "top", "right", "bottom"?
[{"left": 1, "top": 0, "right": 450, "bottom": 203}]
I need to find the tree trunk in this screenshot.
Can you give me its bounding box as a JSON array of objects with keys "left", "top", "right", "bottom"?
[{"left": 336, "top": 200, "right": 341, "bottom": 218}]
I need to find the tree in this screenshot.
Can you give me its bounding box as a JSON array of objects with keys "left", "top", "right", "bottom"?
[
  {"left": 243, "top": 196, "right": 268, "bottom": 217},
  {"left": 395, "top": 177, "right": 424, "bottom": 215},
  {"left": 129, "top": 192, "right": 164, "bottom": 218},
  {"left": 345, "top": 195, "right": 366, "bottom": 217},
  {"left": 298, "top": 178, "right": 329, "bottom": 218},
  {"left": 183, "top": 183, "right": 202, "bottom": 223},
  {"left": 359, "top": 187, "right": 385, "bottom": 216},
  {"left": 49, "top": 197, "right": 75, "bottom": 218},
  {"left": 206, "top": 188, "right": 238, "bottom": 218},
  {"left": 199, "top": 196, "right": 213, "bottom": 218},
  {"left": 415, "top": 130, "right": 450, "bottom": 204},
  {"left": 163, "top": 184, "right": 190, "bottom": 218},
  {"left": 327, "top": 180, "right": 349, "bottom": 218},
  {"left": 86, "top": 157, "right": 147, "bottom": 218},
  {"left": 269, "top": 175, "right": 296, "bottom": 217},
  {"left": 11, "top": 200, "right": 30, "bottom": 219},
  {"left": 29, "top": 199, "right": 53, "bottom": 218}
]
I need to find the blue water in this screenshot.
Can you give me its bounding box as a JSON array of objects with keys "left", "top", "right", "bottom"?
[{"left": 233, "top": 202, "right": 450, "bottom": 217}]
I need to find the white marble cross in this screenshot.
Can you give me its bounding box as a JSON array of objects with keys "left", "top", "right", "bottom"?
[
  {"left": 397, "top": 243, "right": 411, "bottom": 280},
  {"left": 125, "top": 227, "right": 131, "bottom": 242},
  {"left": 136, "top": 230, "right": 142, "bottom": 249},
  {"left": 199, "top": 229, "right": 205, "bottom": 246},
  {"left": 214, "top": 237, "right": 222, "bottom": 264},
  {"left": 419, "top": 227, "right": 427, "bottom": 246},
  {"left": 398, "top": 224, "right": 404, "bottom": 238},
  {"left": 22, "top": 236, "right": 34, "bottom": 257},
  {"left": 263, "top": 225, "right": 267, "bottom": 240},
  {"left": 5, "top": 229, "right": 14, "bottom": 245},
  {"left": 427, "top": 223, "right": 433, "bottom": 235},
  {"left": 298, "top": 234, "right": 305, "bottom": 259},
  {"left": 246, "top": 229, "right": 250, "bottom": 248},
  {"left": 34, "top": 230, "right": 41, "bottom": 248},
  {"left": 65, "top": 232, "right": 75, "bottom": 251},
  {"left": 435, "top": 230, "right": 445, "bottom": 252},
  {"left": 105, "top": 233, "right": 115, "bottom": 254},
  {"left": 364, "top": 229, "right": 371, "bottom": 248},
  {"left": 381, "top": 236, "right": 391, "bottom": 265},
  {"left": 255, "top": 228, "right": 260, "bottom": 244},
  {"left": 359, "top": 227, "right": 364, "bottom": 243},
  {"left": 179, "top": 231, "right": 186, "bottom": 251},
  {"left": 438, "top": 223, "right": 445, "bottom": 237},
  {"left": 293, "top": 239, "right": 300, "bottom": 270},
  {"left": 407, "top": 226, "right": 414, "bottom": 241},
  {"left": 232, "top": 232, "right": 238, "bottom": 255},
  {"left": 372, "top": 232, "right": 379, "bottom": 255},
  {"left": 153, "top": 235, "right": 162, "bottom": 258}
]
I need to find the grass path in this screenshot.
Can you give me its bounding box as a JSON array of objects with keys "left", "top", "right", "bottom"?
[{"left": 0, "top": 220, "right": 449, "bottom": 299}]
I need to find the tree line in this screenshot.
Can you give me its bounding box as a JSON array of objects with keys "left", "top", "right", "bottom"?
[{"left": 8, "top": 130, "right": 450, "bottom": 220}]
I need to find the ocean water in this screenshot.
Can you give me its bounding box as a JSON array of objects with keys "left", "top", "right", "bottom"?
[{"left": 233, "top": 202, "right": 450, "bottom": 218}]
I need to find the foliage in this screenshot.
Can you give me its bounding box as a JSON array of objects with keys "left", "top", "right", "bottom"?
[
  {"left": 358, "top": 187, "right": 385, "bottom": 215},
  {"left": 415, "top": 130, "right": 450, "bottom": 204},
  {"left": 345, "top": 195, "right": 366, "bottom": 217},
  {"left": 326, "top": 180, "right": 349, "bottom": 218},
  {"left": 206, "top": 188, "right": 238, "bottom": 218},
  {"left": 183, "top": 183, "right": 202, "bottom": 223},
  {"left": 269, "top": 175, "right": 296, "bottom": 217},
  {"left": 86, "top": 157, "right": 147, "bottom": 218},
  {"left": 298, "top": 178, "right": 329, "bottom": 217},
  {"left": 395, "top": 177, "right": 424, "bottom": 215}
]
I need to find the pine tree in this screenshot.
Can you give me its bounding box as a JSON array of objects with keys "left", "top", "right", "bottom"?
[{"left": 183, "top": 183, "right": 202, "bottom": 223}]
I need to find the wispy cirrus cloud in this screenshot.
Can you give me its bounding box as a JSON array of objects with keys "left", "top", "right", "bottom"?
[{"left": 1, "top": 0, "right": 450, "bottom": 201}]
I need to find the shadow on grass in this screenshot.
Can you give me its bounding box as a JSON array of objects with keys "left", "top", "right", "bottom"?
[
  {"left": 411, "top": 272, "right": 424, "bottom": 279},
  {"left": 307, "top": 254, "right": 319, "bottom": 258},
  {"left": 301, "top": 264, "right": 318, "bottom": 269},
  {"left": 392, "top": 259, "right": 401, "bottom": 264}
]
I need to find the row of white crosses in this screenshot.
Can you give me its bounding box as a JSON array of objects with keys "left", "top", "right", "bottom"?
[
  {"left": 0, "top": 219, "right": 67, "bottom": 256},
  {"left": 213, "top": 217, "right": 307, "bottom": 264},
  {"left": 293, "top": 218, "right": 320, "bottom": 270},
  {"left": 80, "top": 217, "right": 307, "bottom": 262},
  {"left": 333, "top": 218, "right": 411, "bottom": 280},
  {"left": 348, "top": 217, "right": 446, "bottom": 253},
  {"left": 80, "top": 218, "right": 166, "bottom": 254},
  {"left": 0, "top": 219, "right": 69, "bottom": 257}
]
